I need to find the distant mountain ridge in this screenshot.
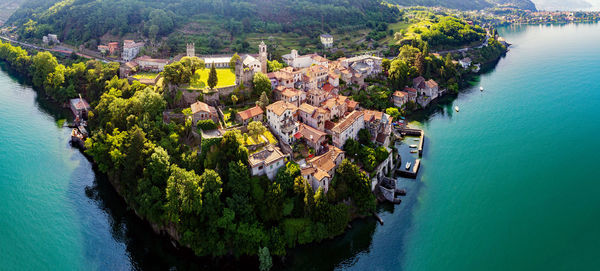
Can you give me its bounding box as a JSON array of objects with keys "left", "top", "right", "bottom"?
[
  {"left": 391, "top": 0, "right": 537, "bottom": 10},
  {"left": 533, "top": 0, "right": 593, "bottom": 10}
]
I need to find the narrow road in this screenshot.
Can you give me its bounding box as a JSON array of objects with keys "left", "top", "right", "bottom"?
[
  {"left": 0, "top": 35, "right": 115, "bottom": 63},
  {"left": 433, "top": 35, "right": 491, "bottom": 55}
]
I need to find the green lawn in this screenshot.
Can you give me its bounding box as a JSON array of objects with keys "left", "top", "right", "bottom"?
[
  {"left": 132, "top": 72, "right": 159, "bottom": 79},
  {"left": 381, "top": 21, "right": 411, "bottom": 45},
  {"left": 188, "top": 68, "right": 236, "bottom": 89},
  {"left": 244, "top": 131, "right": 278, "bottom": 146}
]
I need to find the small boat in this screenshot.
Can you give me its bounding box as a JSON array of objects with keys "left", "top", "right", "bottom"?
[
  {"left": 409, "top": 144, "right": 418, "bottom": 148},
  {"left": 480, "top": 86, "right": 484, "bottom": 91},
  {"left": 455, "top": 106, "right": 460, "bottom": 112},
  {"left": 410, "top": 150, "right": 418, "bottom": 153},
  {"left": 405, "top": 162, "right": 412, "bottom": 170},
  {"left": 413, "top": 138, "right": 420, "bottom": 141}
]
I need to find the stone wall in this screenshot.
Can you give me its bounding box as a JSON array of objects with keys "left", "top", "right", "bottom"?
[{"left": 179, "top": 85, "right": 237, "bottom": 107}]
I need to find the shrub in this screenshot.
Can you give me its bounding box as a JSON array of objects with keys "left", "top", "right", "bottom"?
[{"left": 197, "top": 119, "right": 217, "bottom": 130}]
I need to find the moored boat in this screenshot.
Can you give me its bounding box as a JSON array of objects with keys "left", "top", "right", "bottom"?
[
  {"left": 455, "top": 106, "right": 460, "bottom": 112},
  {"left": 405, "top": 162, "right": 412, "bottom": 170}
]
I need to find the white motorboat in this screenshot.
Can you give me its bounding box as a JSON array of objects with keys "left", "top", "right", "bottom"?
[
  {"left": 455, "top": 106, "right": 460, "bottom": 112},
  {"left": 480, "top": 86, "right": 484, "bottom": 91},
  {"left": 409, "top": 144, "right": 418, "bottom": 148},
  {"left": 405, "top": 162, "right": 412, "bottom": 170}
]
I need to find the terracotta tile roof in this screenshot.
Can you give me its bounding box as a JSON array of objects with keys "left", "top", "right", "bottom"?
[
  {"left": 308, "top": 88, "right": 324, "bottom": 96},
  {"left": 124, "top": 41, "right": 144, "bottom": 49},
  {"left": 270, "top": 70, "right": 293, "bottom": 81},
  {"left": 236, "top": 105, "right": 264, "bottom": 121},
  {"left": 301, "top": 166, "right": 317, "bottom": 176},
  {"left": 307, "top": 145, "right": 344, "bottom": 174},
  {"left": 404, "top": 87, "right": 417, "bottom": 93},
  {"left": 266, "top": 101, "right": 297, "bottom": 116},
  {"left": 298, "top": 103, "right": 316, "bottom": 114},
  {"left": 363, "top": 110, "right": 383, "bottom": 123},
  {"left": 321, "top": 95, "right": 347, "bottom": 109},
  {"left": 332, "top": 110, "right": 364, "bottom": 134},
  {"left": 248, "top": 145, "right": 286, "bottom": 168},
  {"left": 311, "top": 54, "right": 329, "bottom": 63},
  {"left": 324, "top": 120, "right": 335, "bottom": 131},
  {"left": 345, "top": 99, "right": 359, "bottom": 109},
  {"left": 308, "top": 64, "right": 327, "bottom": 74},
  {"left": 313, "top": 168, "right": 330, "bottom": 181},
  {"left": 281, "top": 88, "right": 300, "bottom": 98},
  {"left": 425, "top": 79, "right": 438, "bottom": 88},
  {"left": 314, "top": 107, "right": 329, "bottom": 117},
  {"left": 393, "top": 91, "right": 408, "bottom": 97},
  {"left": 298, "top": 124, "right": 327, "bottom": 144},
  {"left": 322, "top": 83, "right": 334, "bottom": 93},
  {"left": 136, "top": 55, "right": 169, "bottom": 64},
  {"left": 190, "top": 101, "right": 213, "bottom": 114}
]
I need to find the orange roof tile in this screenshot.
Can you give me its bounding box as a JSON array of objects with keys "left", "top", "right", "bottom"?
[
  {"left": 190, "top": 101, "right": 213, "bottom": 114},
  {"left": 332, "top": 111, "right": 363, "bottom": 134},
  {"left": 237, "top": 106, "right": 264, "bottom": 121},
  {"left": 266, "top": 101, "right": 297, "bottom": 116}
]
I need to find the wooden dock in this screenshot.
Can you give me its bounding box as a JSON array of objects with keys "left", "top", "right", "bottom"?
[
  {"left": 401, "top": 128, "right": 425, "bottom": 157},
  {"left": 396, "top": 159, "right": 421, "bottom": 179}
]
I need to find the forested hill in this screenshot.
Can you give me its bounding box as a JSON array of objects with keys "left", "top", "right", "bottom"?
[
  {"left": 391, "top": 0, "right": 537, "bottom": 10},
  {"left": 6, "top": 0, "right": 399, "bottom": 45}
]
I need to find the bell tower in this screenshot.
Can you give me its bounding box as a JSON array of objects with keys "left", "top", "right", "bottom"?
[
  {"left": 186, "top": 43, "right": 195, "bottom": 57},
  {"left": 259, "top": 41, "right": 267, "bottom": 74}
]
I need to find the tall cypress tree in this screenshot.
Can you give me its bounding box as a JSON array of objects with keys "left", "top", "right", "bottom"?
[{"left": 207, "top": 62, "right": 218, "bottom": 89}]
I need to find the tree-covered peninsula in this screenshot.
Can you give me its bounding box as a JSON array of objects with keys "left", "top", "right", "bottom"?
[{"left": 0, "top": 39, "right": 376, "bottom": 261}]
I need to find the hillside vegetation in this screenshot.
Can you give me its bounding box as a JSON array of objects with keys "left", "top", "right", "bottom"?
[
  {"left": 6, "top": 0, "right": 400, "bottom": 54},
  {"left": 391, "top": 0, "right": 537, "bottom": 10},
  {"left": 397, "top": 10, "right": 487, "bottom": 49}
]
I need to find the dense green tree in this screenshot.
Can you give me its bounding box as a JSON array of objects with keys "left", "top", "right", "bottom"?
[
  {"left": 388, "top": 59, "right": 415, "bottom": 89},
  {"left": 415, "top": 53, "right": 425, "bottom": 76},
  {"left": 31, "top": 51, "right": 58, "bottom": 89},
  {"left": 248, "top": 121, "right": 267, "bottom": 140},
  {"left": 267, "top": 60, "right": 284, "bottom": 72},
  {"left": 275, "top": 162, "right": 301, "bottom": 196},
  {"left": 253, "top": 72, "right": 272, "bottom": 98},
  {"left": 137, "top": 146, "right": 171, "bottom": 224},
  {"left": 230, "top": 53, "right": 241, "bottom": 69},
  {"left": 331, "top": 160, "right": 376, "bottom": 215},
  {"left": 163, "top": 61, "right": 191, "bottom": 86},
  {"left": 180, "top": 56, "right": 205, "bottom": 74},
  {"left": 382, "top": 58, "right": 391, "bottom": 73},
  {"left": 257, "top": 91, "right": 270, "bottom": 110},
  {"left": 386, "top": 107, "right": 402, "bottom": 119},
  {"left": 358, "top": 129, "right": 372, "bottom": 146},
  {"left": 398, "top": 45, "right": 421, "bottom": 65}
]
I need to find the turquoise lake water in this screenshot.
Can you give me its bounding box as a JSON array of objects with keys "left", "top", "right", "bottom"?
[{"left": 1, "top": 23, "right": 599, "bottom": 270}]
